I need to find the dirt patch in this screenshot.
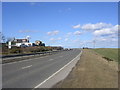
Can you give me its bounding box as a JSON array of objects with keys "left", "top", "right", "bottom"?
[{"left": 53, "top": 49, "right": 118, "bottom": 88}]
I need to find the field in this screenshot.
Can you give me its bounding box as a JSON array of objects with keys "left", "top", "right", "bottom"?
[{"left": 92, "top": 48, "right": 118, "bottom": 63}]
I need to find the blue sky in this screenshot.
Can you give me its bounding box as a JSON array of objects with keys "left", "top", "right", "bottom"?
[{"left": 2, "top": 2, "right": 118, "bottom": 48}]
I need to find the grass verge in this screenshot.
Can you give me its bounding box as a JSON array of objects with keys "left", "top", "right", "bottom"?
[
  {"left": 53, "top": 49, "right": 118, "bottom": 88},
  {"left": 92, "top": 48, "right": 118, "bottom": 63}
]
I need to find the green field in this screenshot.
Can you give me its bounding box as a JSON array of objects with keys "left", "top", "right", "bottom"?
[{"left": 92, "top": 48, "right": 118, "bottom": 63}]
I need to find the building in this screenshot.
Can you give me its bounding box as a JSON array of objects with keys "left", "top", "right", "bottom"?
[
  {"left": 8, "top": 37, "right": 45, "bottom": 48},
  {"left": 14, "top": 39, "right": 29, "bottom": 43},
  {"left": 35, "top": 40, "right": 45, "bottom": 46},
  {"left": 35, "top": 40, "right": 42, "bottom": 46},
  {"left": 8, "top": 38, "right": 33, "bottom": 48},
  {"left": 13, "top": 39, "right": 32, "bottom": 47}
]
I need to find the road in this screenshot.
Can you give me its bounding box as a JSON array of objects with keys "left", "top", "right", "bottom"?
[{"left": 2, "top": 49, "right": 81, "bottom": 88}]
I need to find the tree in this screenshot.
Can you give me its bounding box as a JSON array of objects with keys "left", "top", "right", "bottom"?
[
  {"left": 6, "top": 37, "right": 15, "bottom": 44},
  {"left": 0, "top": 32, "right": 6, "bottom": 43}
]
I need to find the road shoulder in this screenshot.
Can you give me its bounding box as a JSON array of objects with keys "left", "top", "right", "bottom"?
[{"left": 53, "top": 49, "right": 118, "bottom": 88}]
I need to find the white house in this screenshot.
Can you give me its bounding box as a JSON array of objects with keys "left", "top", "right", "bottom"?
[{"left": 8, "top": 38, "right": 33, "bottom": 48}]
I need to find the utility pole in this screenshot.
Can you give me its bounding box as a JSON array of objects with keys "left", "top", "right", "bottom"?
[{"left": 93, "top": 40, "right": 96, "bottom": 49}]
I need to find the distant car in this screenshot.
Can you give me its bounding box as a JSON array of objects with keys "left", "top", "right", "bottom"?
[{"left": 64, "top": 48, "right": 73, "bottom": 51}]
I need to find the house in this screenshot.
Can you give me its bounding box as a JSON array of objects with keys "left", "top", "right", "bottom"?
[
  {"left": 9, "top": 38, "right": 33, "bottom": 48},
  {"left": 35, "top": 40, "right": 45, "bottom": 46},
  {"left": 35, "top": 40, "right": 42, "bottom": 46},
  {"left": 8, "top": 37, "right": 45, "bottom": 48}
]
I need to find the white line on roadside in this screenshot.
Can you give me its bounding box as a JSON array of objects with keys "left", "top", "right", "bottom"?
[
  {"left": 22, "top": 65, "right": 32, "bottom": 69},
  {"left": 33, "top": 50, "right": 82, "bottom": 89}
]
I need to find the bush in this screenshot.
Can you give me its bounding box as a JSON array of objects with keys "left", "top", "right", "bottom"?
[{"left": 9, "top": 48, "right": 22, "bottom": 54}]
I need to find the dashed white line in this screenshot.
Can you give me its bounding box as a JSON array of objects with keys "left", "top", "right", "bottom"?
[
  {"left": 59, "top": 56, "right": 63, "bottom": 57},
  {"left": 3, "top": 56, "right": 48, "bottom": 66},
  {"left": 49, "top": 59, "right": 54, "bottom": 61},
  {"left": 22, "top": 65, "right": 32, "bottom": 69}
]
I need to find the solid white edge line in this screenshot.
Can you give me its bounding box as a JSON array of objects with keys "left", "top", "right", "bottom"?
[{"left": 33, "top": 50, "right": 82, "bottom": 89}]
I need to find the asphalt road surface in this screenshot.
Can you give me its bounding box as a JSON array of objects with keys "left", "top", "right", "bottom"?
[{"left": 2, "top": 49, "right": 81, "bottom": 88}]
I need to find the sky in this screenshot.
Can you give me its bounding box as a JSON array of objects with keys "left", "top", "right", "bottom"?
[{"left": 2, "top": 2, "right": 118, "bottom": 48}]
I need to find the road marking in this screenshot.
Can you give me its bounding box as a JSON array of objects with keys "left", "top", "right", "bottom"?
[
  {"left": 33, "top": 50, "right": 82, "bottom": 89},
  {"left": 2, "top": 55, "right": 49, "bottom": 66},
  {"left": 59, "top": 56, "right": 63, "bottom": 57},
  {"left": 49, "top": 59, "right": 54, "bottom": 61},
  {"left": 22, "top": 65, "right": 32, "bottom": 69}
]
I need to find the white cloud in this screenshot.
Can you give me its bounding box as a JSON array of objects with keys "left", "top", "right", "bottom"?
[
  {"left": 58, "top": 37, "right": 62, "bottom": 40},
  {"left": 72, "top": 24, "right": 81, "bottom": 29},
  {"left": 93, "top": 25, "right": 118, "bottom": 36},
  {"left": 47, "top": 30, "right": 59, "bottom": 35},
  {"left": 50, "top": 38, "right": 55, "bottom": 41},
  {"left": 81, "top": 22, "right": 112, "bottom": 30},
  {"left": 74, "top": 31, "right": 81, "bottom": 35},
  {"left": 73, "top": 38, "right": 80, "bottom": 42},
  {"left": 66, "top": 32, "right": 72, "bottom": 37},
  {"left": 64, "top": 38, "right": 68, "bottom": 41},
  {"left": 49, "top": 37, "right": 62, "bottom": 41},
  {"left": 19, "top": 30, "right": 38, "bottom": 33}
]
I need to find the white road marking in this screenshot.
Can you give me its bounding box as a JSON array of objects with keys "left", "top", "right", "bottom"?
[
  {"left": 22, "top": 65, "right": 32, "bottom": 69},
  {"left": 33, "top": 51, "right": 82, "bottom": 89},
  {"left": 49, "top": 59, "right": 54, "bottom": 61},
  {"left": 3, "top": 56, "right": 48, "bottom": 66},
  {"left": 59, "top": 56, "right": 63, "bottom": 57}
]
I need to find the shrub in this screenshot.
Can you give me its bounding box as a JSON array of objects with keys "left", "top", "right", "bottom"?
[{"left": 9, "top": 48, "right": 22, "bottom": 54}]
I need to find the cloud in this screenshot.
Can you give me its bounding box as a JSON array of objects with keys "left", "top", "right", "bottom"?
[
  {"left": 74, "top": 31, "right": 81, "bottom": 35},
  {"left": 58, "top": 37, "right": 62, "bottom": 40},
  {"left": 93, "top": 25, "right": 118, "bottom": 36},
  {"left": 19, "top": 30, "right": 38, "bottom": 33},
  {"left": 49, "top": 37, "right": 62, "bottom": 42},
  {"left": 64, "top": 38, "right": 68, "bottom": 41},
  {"left": 81, "top": 22, "right": 112, "bottom": 30},
  {"left": 50, "top": 38, "right": 55, "bottom": 41},
  {"left": 72, "top": 24, "right": 81, "bottom": 29},
  {"left": 47, "top": 30, "right": 59, "bottom": 35},
  {"left": 73, "top": 38, "right": 81, "bottom": 42},
  {"left": 66, "top": 32, "right": 72, "bottom": 37}
]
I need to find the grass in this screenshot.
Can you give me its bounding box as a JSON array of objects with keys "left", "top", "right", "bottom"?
[{"left": 92, "top": 48, "right": 118, "bottom": 63}]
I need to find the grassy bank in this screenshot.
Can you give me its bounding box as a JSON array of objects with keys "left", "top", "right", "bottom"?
[{"left": 92, "top": 48, "right": 118, "bottom": 63}]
